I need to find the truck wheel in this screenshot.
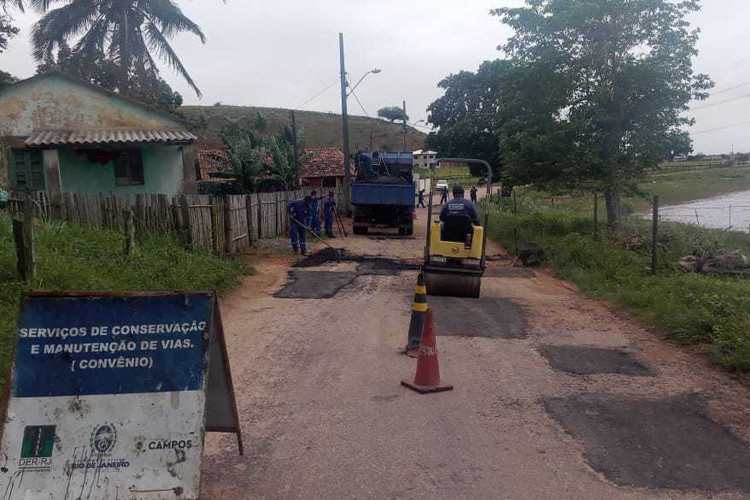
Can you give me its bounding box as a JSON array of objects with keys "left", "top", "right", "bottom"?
[
  {"left": 398, "top": 227, "right": 406, "bottom": 236},
  {"left": 406, "top": 224, "right": 414, "bottom": 236}
]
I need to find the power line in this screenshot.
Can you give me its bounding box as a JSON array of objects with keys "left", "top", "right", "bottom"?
[
  {"left": 408, "top": 121, "right": 433, "bottom": 131},
  {"left": 692, "top": 93, "right": 750, "bottom": 111},
  {"left": 349, "top": 89, "right": 370, "bottom": 118},
  {"left": 692, "top": 119, "right": 750, "bottom": 135},
  {"left": 710, "top": 81, "right": 750, "bottom": 96},
  {"left": 296, "top": 77, "right": 339, "bottom": 110}
]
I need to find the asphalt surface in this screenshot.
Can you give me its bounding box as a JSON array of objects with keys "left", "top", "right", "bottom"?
[{"left": 202, "top": 202, "right": 750, "bottom": 499}]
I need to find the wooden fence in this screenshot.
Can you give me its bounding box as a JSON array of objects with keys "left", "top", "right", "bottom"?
[{"left": 6, "top": 188, "right": 347, "bottom": 257}]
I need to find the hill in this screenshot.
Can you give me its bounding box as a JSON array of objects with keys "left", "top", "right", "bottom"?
[{"left": 181, "top": 105, "right": 426, "bottom": 151}]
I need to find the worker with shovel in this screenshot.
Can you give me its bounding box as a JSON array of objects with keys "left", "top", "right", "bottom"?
[
  {"left": 323, "top": 190, "right": 337, "bottom": 238},
  {"left": 288, "top": 196, "right": 312, "bottom": 255}
]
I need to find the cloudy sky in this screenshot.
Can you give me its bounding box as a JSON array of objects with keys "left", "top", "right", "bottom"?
[{"left": 2, "top": 0, "right": 749, "bottom": 154}]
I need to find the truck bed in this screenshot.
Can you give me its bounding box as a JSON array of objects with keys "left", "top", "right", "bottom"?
[{"left": 352, "top": 183, "right": 415, "bottom": 207}]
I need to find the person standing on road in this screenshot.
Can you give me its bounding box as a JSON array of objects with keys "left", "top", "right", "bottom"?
[
  {"left": 470, "top": 185, "right": 478, "bottom": 203},
  {"left": 323, "top": 190, "right": 337, "bottom": 238},
  {"left": 440, "top": 186, "right": 480, "bottom": 225},
  {"left": 288, "top": 196, "right": 312, "bottom": 255},
  {"left": 308, "top": 190, "right": 321, "bottom": 237},
  {"left": 439, "top": 185, "right": 448, "bottom": 205},
  {"left": 417, "top": 189, "right": 426, "bottom": 208}
]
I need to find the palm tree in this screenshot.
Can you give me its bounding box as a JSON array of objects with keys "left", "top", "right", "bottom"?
[{"left": 31, "top": 0, "right": 205, "bottom": 96}]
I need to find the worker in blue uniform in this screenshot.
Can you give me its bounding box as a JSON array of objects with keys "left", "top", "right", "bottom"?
[
  {"left": 323, "top": 191, "right": 337, "bottom": 238},
  {"left": 440, "top": 186, "right": 480, "bottom": 225},
  {"left": 288, "top": 196, "right": 312, "bottom": 254},
  {"left": 439, "top": 185, "right": 449, "bottom": 204},
  {"left": 307, "top": 190, "right": 321, "bottom": 236}
]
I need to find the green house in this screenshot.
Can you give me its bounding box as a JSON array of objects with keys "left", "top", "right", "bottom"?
[{"left": 0, "top": 73, "right": 198, "bottom": 196}]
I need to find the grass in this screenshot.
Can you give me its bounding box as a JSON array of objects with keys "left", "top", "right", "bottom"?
[
  {"left": 0, "top": 214, "right": 248, "bottom": 391},
  {"left": 181, "top": 105, "right": 426, "bottom": 152},
  {"left": 487, "top": 193, "right": 750, "bottom": 373},
  {"left": 637, "top": 166, "right": 750, "bottom": 209}
]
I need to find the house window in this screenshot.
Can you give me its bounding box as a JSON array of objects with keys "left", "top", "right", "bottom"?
[
  {"left": 323, "top": 177, "right": 337, "bottom": 188},
  {"left": 12, "top": 149, "right": 45, "bottom": 191},
  {"left": 114, "top": 150, "right": 144, "bottom": 186}
]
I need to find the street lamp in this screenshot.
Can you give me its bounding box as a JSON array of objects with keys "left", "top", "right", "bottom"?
[
  {"left": 339, "top": 32, "right": 381, "bottom": 211},
  {"left": 348, "top": 69, "right": 382, "bottom": 97}
]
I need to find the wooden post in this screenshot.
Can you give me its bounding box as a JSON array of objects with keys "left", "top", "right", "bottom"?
[
  {"left": 13, "top": 195, "right": 35, "bottom": 280},
  {"left": 257, "top": 194, "right": 263, "bottom": 240},
  {"left": 125, "top": 208, "right": 136, "bottom": 260},
  {"left": 652, "top": 195, "right": 659, "bottom": 275},
  {"left": 211, "top": 196, "right": 222, "bottom": 256},
  {"left": 246, "top": 194, "right": 255, "bottom": 244},
  {"left": 593, "top": 192, "right": 599, "bottom": 239},
  {"left": 224, "top": 196, "right": 233, "bottom": 255},
  {"left": 179, "top": 195, "right": 192, "bottom": 249}
]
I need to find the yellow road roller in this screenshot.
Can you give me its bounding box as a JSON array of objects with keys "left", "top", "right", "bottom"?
[{"left": 423, "top": 158, "right": 491, "bottom": 298}]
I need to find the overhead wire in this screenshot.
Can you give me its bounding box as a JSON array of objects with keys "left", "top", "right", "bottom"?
[
  {"left": 296, "top": 76, "right": 339, "bottom": 110},
  {"left": 692, "top": 119, "right": 750, "bottom": 135},
  {"left": 692, "top": 93, "right": 750, "bottom": 111}
]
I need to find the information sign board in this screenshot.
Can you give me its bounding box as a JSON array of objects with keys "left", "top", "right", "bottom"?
[{"left": 0, "top": 292, "right": 241, "bottom": 499}]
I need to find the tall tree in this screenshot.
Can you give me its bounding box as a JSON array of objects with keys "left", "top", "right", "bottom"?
[
  {"left": 37, "top": 42, "right": 184, "bottom": 111},
  {"left": 31, "top": 0, "right": 206, "bottom": 97},
  {"left": 0, "top": 0, "right": 23, "bottom": 53},
  {"left": 493, "top": 0, "right": 712, "bottom": 229},
  {"left": 425, "top": 59, "right": 510, "bottom": 180},
  {"left": 377, "top": 106, "right": 408, "bottom": 123}
]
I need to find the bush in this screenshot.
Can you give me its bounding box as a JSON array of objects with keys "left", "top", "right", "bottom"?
[{"left": 485, "top": 202, "right": 750, "bottom": 372}]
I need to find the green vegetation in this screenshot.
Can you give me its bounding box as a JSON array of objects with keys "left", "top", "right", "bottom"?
[
  {"left": 182, "top": 105, "right": 425, "bottom": 151},
  {"left": 0, "top": 214, "right": 247, "bottom": 391},
  {"left": 487, "top": 191, "right": 750, "bottom": 373},
  {"left": 637, "top": 166, "right": 750, "bottom": 210}
]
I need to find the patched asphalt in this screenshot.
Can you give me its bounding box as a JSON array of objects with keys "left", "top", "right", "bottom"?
[
  {"left": 544, "top": 393, "right": 750, "bottom": 493},
  {"left": 274, "top": 270, "right": 358, "bottom": 299},
  {"left": 428, "top": 296, "right": 526, "bottom": 338},
  {"left": 276, "top": 250, "right": 421, "bottom": 299},
  {"left": 538, "top": 346, "right": 655, "bottom": 376}
]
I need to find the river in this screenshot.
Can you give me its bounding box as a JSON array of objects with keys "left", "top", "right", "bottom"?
[{"left": 655, "top": 190, "right": 750, "bottom": 233}]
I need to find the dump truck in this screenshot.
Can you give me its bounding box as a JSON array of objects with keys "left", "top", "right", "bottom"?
[{"left": 352, "top": 151, "right": 415, "bottom": 235}]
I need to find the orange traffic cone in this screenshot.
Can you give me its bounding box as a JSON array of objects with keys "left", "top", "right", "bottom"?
[{"left": 401, "top": 309, "right": 454, "bottom": 394}]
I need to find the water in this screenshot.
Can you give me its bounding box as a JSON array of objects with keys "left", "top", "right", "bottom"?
[{"left": 654, "top": 190, "right": 750, "bottom": 232}]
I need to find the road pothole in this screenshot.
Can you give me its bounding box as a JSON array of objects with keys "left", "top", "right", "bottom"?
[
  {"left": 428, "top": 296, "right": 526, "bottom": 338},
  {"left": 544, "top": 393, "right": 750, "bottom": 492},
  {"left": 538, "top": 346, "right": 654, "bottom": 376}
]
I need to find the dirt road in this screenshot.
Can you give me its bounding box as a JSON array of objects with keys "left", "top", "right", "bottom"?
[{"left": 202, "top": 205, "right": 750, "bottom": 499}]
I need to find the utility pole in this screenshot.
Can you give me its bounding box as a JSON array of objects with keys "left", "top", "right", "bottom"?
[
  {"left": 290, "top": 110, "right": 299, "bottom": 187},
  {"left": 402, "top": 100, "right": 407, "bottom": 151},
  {"left": 339, "top": 32, "right": 351, "bottom": 208}
]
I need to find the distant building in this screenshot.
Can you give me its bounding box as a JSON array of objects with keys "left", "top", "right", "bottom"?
[
  {"left": 413, "top": 149, "right": 438, "bottom": 169},
  {"left": 301, "top": 148, "right": 351, "bottom": 188},
  {"left": 0, "top": 73, "right": 198, "bottom": 195}
]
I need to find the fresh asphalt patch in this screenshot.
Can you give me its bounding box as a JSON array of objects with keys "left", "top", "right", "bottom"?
[
  {"left": 544, "top": 393, "right": 750, "bottom": 493},
  {"left": 484, "top": 268, "right": 535, "bottom": 279},
  {"left": 428, "top": 296, "right": 526, "bottom": 338},
  {"left": 538, "top": 346, "right": 655, "bottom": 376},
  {"left": 274, "top": 270, "right": 358, "bottom": 299},
  {"left": 276, "top": 249, "right": 421, "bottom": 299}
]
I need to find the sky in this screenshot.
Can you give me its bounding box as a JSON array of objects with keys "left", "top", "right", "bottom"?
[{"left": 1, "top": 0, "right": 749, "bottom": 154}]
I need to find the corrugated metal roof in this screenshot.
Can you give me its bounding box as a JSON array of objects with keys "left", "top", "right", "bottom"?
[{"left": 25, "top": 129, "right": 197, "bottom": 147}]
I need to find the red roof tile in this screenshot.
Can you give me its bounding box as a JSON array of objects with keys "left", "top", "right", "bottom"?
[
  {"left": 198, "top": 149, "right": 233, "bottom": 182},
  {"left": 301, "top": 148, "right": 346, "bottom": 178}
]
